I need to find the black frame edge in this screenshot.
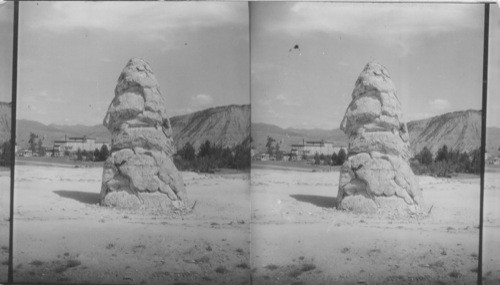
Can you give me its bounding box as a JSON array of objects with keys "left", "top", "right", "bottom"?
[
  {"left": 478, "top": 3, "right": 489, "bottom": 285},
  {"left": 8, "top": 1, "right": 18, "bottom": 284}
]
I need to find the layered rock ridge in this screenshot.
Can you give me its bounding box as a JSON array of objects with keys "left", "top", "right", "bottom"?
[
  {"left": 100, "top": 58, "right": 188, "bottom": 209},
  {"left": 337, "top": 62, "right": 423, "bottom": 213}
]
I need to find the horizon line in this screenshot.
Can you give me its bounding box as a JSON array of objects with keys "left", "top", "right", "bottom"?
[{"left": 15, "top": 103, "right": 251, "bottom": 127}]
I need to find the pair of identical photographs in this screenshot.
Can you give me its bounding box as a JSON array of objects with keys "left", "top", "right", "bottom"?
[{"left": 0, "top": 1, "right": 499, "bottom": 284}]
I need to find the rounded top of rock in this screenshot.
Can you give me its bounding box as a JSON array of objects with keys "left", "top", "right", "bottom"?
[
  {"left": 352, "top": 61, "right": 397, "bottom": 100},
  {"left": 340, "top": 61, "right": 404, "bottom": 135},
  {"left": 115, "top": 58, "right": 159, "bottom": 95}
]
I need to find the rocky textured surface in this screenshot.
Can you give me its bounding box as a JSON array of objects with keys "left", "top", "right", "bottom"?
[
  {"left": 100, "top": 58, "right": 188, "bottom": 209},
  {"left": 337, "top": 62, "right": 423, "bottom": 213}
]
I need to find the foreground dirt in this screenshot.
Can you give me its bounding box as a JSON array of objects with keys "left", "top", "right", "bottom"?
[
  {"left": 251, "top": 168, "right": 481, "bottom": 284},
  {"left": 13, "top": 165, "right": 250, "bottom": 284},
  {"left": 0, "top": 170, "right": 10, "bottom": 283},
  {"left": 483, "top": 166, "right": 500, "bottom": 284},
  {"left": 8, "top": 163, "right": 498, "bottom": 284}
]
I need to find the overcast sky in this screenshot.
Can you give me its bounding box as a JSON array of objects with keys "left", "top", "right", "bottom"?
[
  {"left": 17, "top": 2, "right": 249, "bottom": 126},
  {"left": 0, "top": 1, "right": 13, "bottom": 103},
  {"left": 488, "top": 6, "right": 500, "bottom": 128},
  {"left": 251, "top": 2, "right": 486, "bottom": 129}
]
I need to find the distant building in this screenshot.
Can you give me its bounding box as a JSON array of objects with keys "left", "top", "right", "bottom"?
[
  {"left": 291, "top": 140, "right": 346, "bottom": 159},
  {"left": 17, "top": 149, "right": 32, "bottom": 157},
  {"left": 488, "top": 156, "right": 500, "bottom": 165},
  {"left": 255, "top": 153, "right": 270, "bottom": 161},
  {"left": 53, "top": 136, "right": 110, "bottom": 156}
]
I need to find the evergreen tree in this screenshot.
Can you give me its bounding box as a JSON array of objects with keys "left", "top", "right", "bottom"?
[
  {"left": 28, "top": 133, "right": 38, "bottom": 153},
  {"left": 275, "top": 143, "right": 283, "bottom": 160},
  {"left": 180, "top": 142, "right": 196, "bottom": 161},
  {"left": 0, "top": 141, "right": 11, "bottom": 166},
  {"left": 337, "top": 148, "right": 347, "bottom": 165},
  {"left": 37, "top": 138, "right": 44, "bottom": 156},
  {"left": 77, "top": 148, "right": 83, "bottom": 161},
  {"left": 198, "top": 140, "right": 212, "bottom": 158},
  {"left": 470, "top": 148, "right": 481, "bottom": 174},
  {"left": 99, "top": 144, "right": 110, "bottom": 161},
  {"left": 331, "top": 152, "right": 339, "bottom": 165},
  {"left": 221, "top": 147, "right": 234, "bottom": 167},
  {"left": 416, "top": 147, "right": 433, "bottom": 165},
  {"left": 435, "top": 145, "right": 449, "bottom": 162},
  {"left": 266, "top": 136, "right": 276, "bottom": 157},
  {"left": 94, "top": 148, "right": 100, "bottom": 160},
  {"left": 314, "top": 152, "right": 320, "bottom": 165},
  {"left": 234, "top": 143, "right": 250, "bottom": 169}
]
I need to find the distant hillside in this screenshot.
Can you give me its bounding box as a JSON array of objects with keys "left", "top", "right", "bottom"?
[
  {"left": 251, "top": 122, "right": 347, "bottom": 153},
  {"left": 15, "top": 120, "right": 110, "bottom": 149},
  {"left": 170, "top": 104, "right": 250, "bottom": 150},
  {"left": 0, "top": 102, "right": 11, "bottom": 144},
  {"left": 253, "top": 109, "right": 485, "bottom": 156},
  {"left": 407, "top": 110, "right": 481, "bottom": 154},
  {"left": 16, "top": 104, "right": 251, "bottom": 151}
]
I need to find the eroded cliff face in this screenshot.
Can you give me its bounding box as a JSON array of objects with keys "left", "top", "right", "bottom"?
[
  {"left": 100, "top": 58, "right": 188, "bottom": 210},
  {"left": 170, "top": 104, "right": 250, "bottom": 151},
  {"left": 408, "top": 109, "right": 481, "bottom": 155},
  {"left": 337, "top": 62, "right": 422, "bottom": 214}
]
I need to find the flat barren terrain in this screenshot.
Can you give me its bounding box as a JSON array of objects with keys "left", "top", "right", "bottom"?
[
  {"left": 13, "top": 164, "right": 251, "bottom": 284},
  {"left": 251, "top": 167, "right": 481, "bottom": 284},
  {"left": 0, "top": 169, "right": 10, "bottom": 282},
  {"left": 483, "top": 166, "right": 500, "bottom": 284},
  {"left": 8, "top": 161, "right": 499, "bottom": 284}
]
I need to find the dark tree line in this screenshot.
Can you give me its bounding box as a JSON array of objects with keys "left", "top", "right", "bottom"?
[
  {"left": 313, "top": 149, "right": 347, "bottom": 166},
  {"left": 266, "top": 136, "right": 284, "bottom": 160},
  {"left": 75, "top": 144, "right": 110, "bottom": 162},
  {"left": 174, "top": 139, "right": 251, "bottom": 173},
  {"left": 411, "top": 145, "right": 481, "bottom": 177},
  {"left": 28, "top": 132, "right": 47, "bottom": 157},
  {"left": 0, "top": 141, "right": 11, "bottom": 167}
]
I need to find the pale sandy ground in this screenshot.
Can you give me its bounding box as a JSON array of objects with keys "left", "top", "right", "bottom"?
[
  {"left": 483, "top": 166, "right": 500, "bottom": 284},
  {"left": 0, "top": 170, "right": 10, "bottom": 283},
  {"left": 251, "top": 168, "right": 481, "bottom": 284},
  {"left": 13, "top": 164, "right": 251, "bottom": 284}
]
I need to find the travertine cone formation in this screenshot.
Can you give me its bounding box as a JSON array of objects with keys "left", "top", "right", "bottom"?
[
  {"left": 100, "top": 58, "right": 188, "bottom": 209},
  {"left": 337, "top": 62, "right": 423, "bottom": 213}
]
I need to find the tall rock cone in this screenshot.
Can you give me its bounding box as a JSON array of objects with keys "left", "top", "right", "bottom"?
[
  {"left": 337, "top": 62, "right": 423, "bottom": 214},
  {"left": 100, "top": 58, "right": 188, "bottom": 210}
]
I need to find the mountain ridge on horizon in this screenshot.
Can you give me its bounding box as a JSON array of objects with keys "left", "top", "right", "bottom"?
[
  {"left": 253, "top": 108, "right": 483, "bottom": 132},
  {"left": 253, "top": 109, "right": 500, "bottom": 156},
  {"left": 15, "top": 104, "right": 251, "bottom": 151},
  {"left": 10, "top": 106, "right": 500, "bottom": 157}
]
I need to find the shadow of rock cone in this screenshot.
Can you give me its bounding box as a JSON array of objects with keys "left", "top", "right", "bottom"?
[
  {"left": 337, "top": 62, "right": 423, "bottom": 214},
  {"left": 100, "top": 58, "right": 188, "bottom": 210}
]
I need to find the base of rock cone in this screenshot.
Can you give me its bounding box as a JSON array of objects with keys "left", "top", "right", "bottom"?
[
  {"left": 338, "top": 195, "right": 423, "bottom": 215},
  {"left": 101, "top": 191, "right": 188, "bottom": 211}
]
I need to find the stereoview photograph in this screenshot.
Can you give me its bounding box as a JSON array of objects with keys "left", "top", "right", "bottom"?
[
  {"left": 2, "top": 1, "right": 499, "bottom": 285},
  {"left": 13, "top": 2, "right": 250, "bottom": 284},
  {"left": 251, "top": 2, "right": 484, "bottom": 284}
]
